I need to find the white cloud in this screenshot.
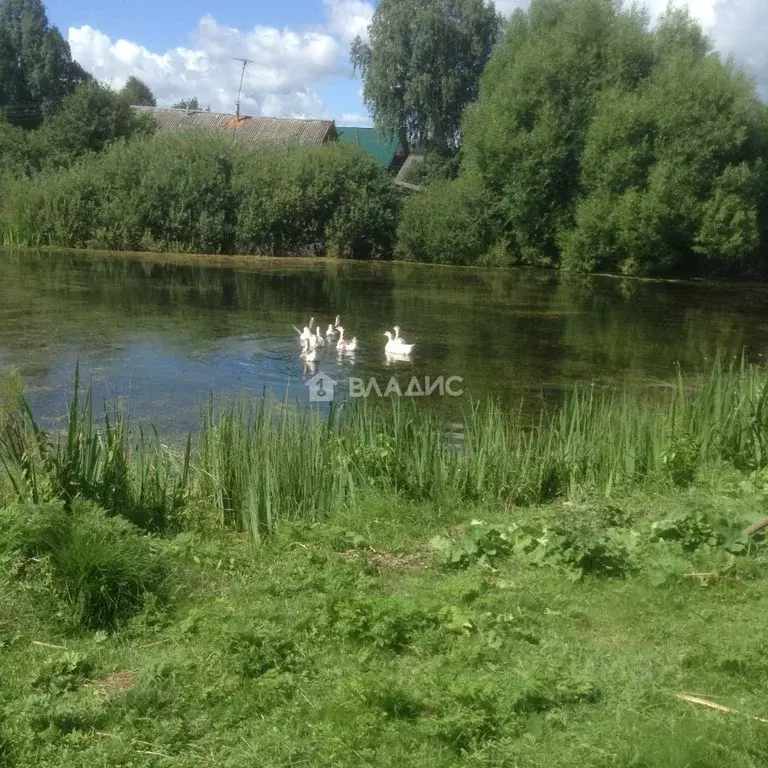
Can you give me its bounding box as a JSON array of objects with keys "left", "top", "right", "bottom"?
[
  {"left": 324, "top": 0, "right": 374, "bottom": 43},
  {"left": 710, "top": 0, "right": 768, "bottom": 98},
  {"left": 338, "top": 111, "right": 373, "bottom": 126},
  {"left": 68, "top": 11, "right": 346, "bottom": 118},
  {"left": 493, "top": 0, "right": 529, "bottom": 16}
]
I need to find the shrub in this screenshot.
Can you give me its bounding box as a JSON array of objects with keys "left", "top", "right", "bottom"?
[
  {"left": 234, "top": 143, "right": 399, "bottom": 259},
  {"left": 0, "top": 135, "right": 400, "bottom": 258},
  {"left": 395, "top": 174, "right": 496, "bottom": 264},
  {"left": 0, "top": 502, "right": 71, "bottom": 560}
]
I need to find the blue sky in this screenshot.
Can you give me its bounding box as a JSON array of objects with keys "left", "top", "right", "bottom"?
[{"left": 41, "top": 0, "right": 768, "bottom": 123}]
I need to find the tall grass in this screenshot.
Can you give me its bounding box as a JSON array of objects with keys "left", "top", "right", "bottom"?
[
  {"left": 1, "top": 359, "right": 767, "bottom": 539},
  {"left": 0, "top": 366, "right": 189, "bottom": 532}
]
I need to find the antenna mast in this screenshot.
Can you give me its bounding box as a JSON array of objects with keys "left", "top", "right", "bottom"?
[{"left": 232, "top": 57, "right": 255, "bottom": 119}]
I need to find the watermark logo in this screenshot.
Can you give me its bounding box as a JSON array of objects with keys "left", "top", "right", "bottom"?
[
  {"left": 306, "top": 374, "right": 463, "bottom": 402},
  {"left": 350, "top": 376, "right": 463, "bottom": 399},
  {"left": 306, "top": 373, "right": 338, "bottom": 403}
]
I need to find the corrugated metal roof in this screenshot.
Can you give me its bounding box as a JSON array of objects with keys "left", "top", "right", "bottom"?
[
  {"left": 132, "top": 107, "right": 336, "bottom": 147},
  {"left": 336, "top": 126, "right": 402, "bottom": 168}
]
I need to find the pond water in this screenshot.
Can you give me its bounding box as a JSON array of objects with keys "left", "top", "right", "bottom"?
[{"left": 1, "top": 248, "right": 768, "bottom": 433}]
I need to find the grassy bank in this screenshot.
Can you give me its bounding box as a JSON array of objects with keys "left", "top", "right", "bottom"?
[
  {"left": 2, "top": 363, "right": 768, "bottom": 766},
  {"left": 2, "top": 479, "right": 768, "bottom": 767}
]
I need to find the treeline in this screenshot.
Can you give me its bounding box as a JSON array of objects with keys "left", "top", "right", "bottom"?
[
  {"left": 0, "top": 82, "right": 155, "bottom": 176},
  {"left": 0, "top": 134, "right": 400, "bottom": 258},
  {"left": 3, "top": 0, "right": 768, "bottom": 273},
  {"left": 0, "top": 0, "right": 399, "bottom": 259},
  {"left": 395, "top": 0, "right": 768, "bottom": 277}
]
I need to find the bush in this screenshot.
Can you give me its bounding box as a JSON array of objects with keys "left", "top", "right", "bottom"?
[
  {"left": 0, "top": 135, "right": 400, "bottom": 258},
  {"left": 395, "top": 174, "right": 496, "bottom": 264},
  {"left": 0, "top": 500, "right": 168, "bottom": 629},
  {"left": 234, "top": 143, "right": 400, "bottom": 259}
]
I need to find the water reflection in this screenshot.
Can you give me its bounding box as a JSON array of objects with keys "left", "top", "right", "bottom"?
[{"left": 1, "top": 248, "right": 767, "bottom": 433}]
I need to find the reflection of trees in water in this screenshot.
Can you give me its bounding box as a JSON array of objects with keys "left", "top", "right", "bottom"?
[
  {"left": 555, "top": 274, "right": 768, "bottom": 381},
  {"left": 386, "top": 266, "right": 572, "bottom": 404},
  {"left": 0, "top": 248, "right": 397, "bottom": 317},
  {"left": 2, "top": 249, "right": 767, "bottom": 419},
  {"left": 0, "top": 250, "right": 401, "bottom": 371}
]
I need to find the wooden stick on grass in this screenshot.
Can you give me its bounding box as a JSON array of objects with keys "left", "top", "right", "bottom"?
[
  {"left": 675, "top": 693, "right": 768, "bottom": 724},
  {"left": 744, "top": 516, "right": 768, "bottom": 536}
]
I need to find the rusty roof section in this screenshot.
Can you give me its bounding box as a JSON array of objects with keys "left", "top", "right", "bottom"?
[{"left": 132, "top": 107, "right": 337, "bottom": 147}]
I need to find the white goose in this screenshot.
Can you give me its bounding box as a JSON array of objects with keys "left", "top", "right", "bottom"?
[
  {"left": 336, "top": 326, "right": 352, "bottom": 353},
  {"left": 384, "top": 330, "right": 414, "bottom": 356},
  {"left": 343, "top": 336, "right": 358, "bottom": 354},
  {"left": 293, "top": 324, "right": 313, "bottom": 344},
  {"left": 325, "top": 315, "right": 341, "bottom": 339},
  {"left": 300, "top": 337, "right": 319, "bottom": 362}
]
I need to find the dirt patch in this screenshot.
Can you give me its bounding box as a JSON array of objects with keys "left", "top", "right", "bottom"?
[
  {"left": 96, "top": 669, "right": 136, "bottom": 697},
  {"left": 341, "top": 549, "right": 427, "bottom": 572}
]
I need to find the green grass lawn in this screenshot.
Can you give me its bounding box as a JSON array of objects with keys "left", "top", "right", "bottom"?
[{"left": 2, "top": 474, "right": 768, "bottom": 767}]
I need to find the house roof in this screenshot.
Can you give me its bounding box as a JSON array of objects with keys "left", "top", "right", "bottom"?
[
  {"left": 395, "top": 154, "right": 425, "bottom": 184},
  {"left": 336, "top": 126, "right": 401, "bottom": 168},
  {"left": 132, "top": 107, "right": 336, "bottom": 147}
]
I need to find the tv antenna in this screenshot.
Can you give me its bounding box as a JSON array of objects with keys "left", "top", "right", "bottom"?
[{"left": 232, "top": 57, "right": 255, "bottom": 119}]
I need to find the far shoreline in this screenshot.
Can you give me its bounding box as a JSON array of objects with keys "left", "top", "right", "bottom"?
[{"left": 1, "top": 243, "right": 766, "bottom": 291}]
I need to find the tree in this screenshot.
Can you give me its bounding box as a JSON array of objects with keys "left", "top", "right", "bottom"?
[
  {"left": 0, "top": 112, "right": 39, "bottom": 176},
  {"left": 462, "top": 0, "right": 657, "bottom": 265},
  {"left": 398, "top": 0, "right": 768, "bottom": 276},
  {"left": 0, "top": 0, "right": 89, "bottom": 127},
  {"left": 350, "top": 0, "right": 501, "bottom": 151},
  {"left": 38, "top": 81, "right": 155, "bottom": 169},
  {"left": 119, "top": 76, "right": 156, "bottom": 107},
  {"left": 172, "top": 97, "right": 201, "bottom": 110}
]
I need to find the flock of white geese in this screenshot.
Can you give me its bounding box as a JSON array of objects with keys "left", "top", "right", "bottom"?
[{"left": 293, "top": 315, "right": 414, "bottom": 363}]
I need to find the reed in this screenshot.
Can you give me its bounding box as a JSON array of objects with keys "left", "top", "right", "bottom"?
[
  {"left": 0, "top": 365, "right": 190, "bottom": 531},
  {"left": 1, "top": 358, "right": 767, "bottom": 540}
]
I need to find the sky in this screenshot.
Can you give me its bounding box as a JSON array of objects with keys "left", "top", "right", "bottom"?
[{"left": 42, "top": 0, "right": 768, "bottom": 126}]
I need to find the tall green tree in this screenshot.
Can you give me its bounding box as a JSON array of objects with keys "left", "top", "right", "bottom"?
[
  {"left": 397, "top": 0, "right": 768, "bottom": 277},
  {"left": 462, "top": 0, "right": 657, "bottom": 265},
  {"left": 350, "top": 0, "right": 501, "bottom": 151},
  {"left": 38, "top": 81, "right": 155, "bottom": 169},
  {"left": 0, "top": 0, "right": 89, "bottom": 127},
  {"left": 119, "top": 76, "right": 156, "bottom": 107}
]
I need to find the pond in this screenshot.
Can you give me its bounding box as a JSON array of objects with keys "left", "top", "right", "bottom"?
[{"left": 1, "top": 247, "right": 768, "bottom": 433}]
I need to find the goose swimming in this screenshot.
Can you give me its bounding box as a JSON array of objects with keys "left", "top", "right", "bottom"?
[
  {"left": 384, "top": 330, "right": 414, "bottom": 356},
  {"left": 326, "top": 315, "right": 341, "bottom": 339},
  {"left": 343, "top": 336, "right": 358, "bottom": 354},
  {"left": 300, "top": 337, "right": 319, "bottom": 362},
  {"left": 336, "top": 326, "right": 351, "bottom": 352},
  {"left": 293, "top": 324, "right": 313, "bottom": 344}
]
